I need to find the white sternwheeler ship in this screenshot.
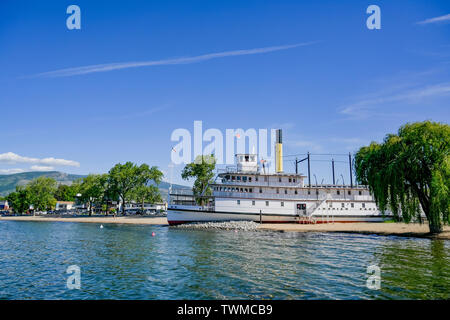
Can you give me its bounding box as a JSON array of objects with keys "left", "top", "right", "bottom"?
[{"left": 167, "top": 130, "right": 392, "bottom": 225}]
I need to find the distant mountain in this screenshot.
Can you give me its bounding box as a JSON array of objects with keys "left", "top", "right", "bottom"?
[
  {"left": 0, "top": 171, "right": 190, "bottom": 197},
  {"left": 0, "top": 171, "right": 85, "bottom": 196}
]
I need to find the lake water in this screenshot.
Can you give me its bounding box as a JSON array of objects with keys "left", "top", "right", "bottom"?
[{"left": 0, "top": 220, "right": 448, "bottom": 300}]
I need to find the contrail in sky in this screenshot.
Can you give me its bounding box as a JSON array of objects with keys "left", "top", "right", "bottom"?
[{"left": 28, "top": 41, "right": 318, "bottom": 78}]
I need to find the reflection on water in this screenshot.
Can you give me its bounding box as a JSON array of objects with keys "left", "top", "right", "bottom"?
[{"left": 0, "top": 221, "right": 448, "bottom": 299}]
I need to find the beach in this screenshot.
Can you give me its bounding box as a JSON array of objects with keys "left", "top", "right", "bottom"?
[
  {"left": 0, "top": 215, "right": 167, "bottom": 225},
  {"left": 259, "top": 222, "right": 450, "bottom": 240},
  {"left": 1, "top": 215, "right": 449, "bottom": 239}
]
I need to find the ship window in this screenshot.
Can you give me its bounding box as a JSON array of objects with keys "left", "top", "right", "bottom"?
[
  {"left": 281, "top": 202, "right": 284, "bottom": 207},
  {"left": 351, "top": 203, "right": 354, "bottom": 208},
  {"left": 276, "top": 188, "right": 279, "bottom": 194},
  {"left": 252, "top": 201, "right": 255, "bottom": 206},
  {"left": 308, "top": 190, "right": 311, "bottom": 195},
  {"left": 348, "top": 191, "right": 351, "bottom": 195},
  {"left": 289, "top": 178, "right": 292, "bottom": 182},
  {"left": 278, "top": 177, "right": 282, "bottom": 182},
  {"left": 266, "top": 201, "right": 269, "bottom": 206},
  {"left": 243, "top": 176, "right": 247, "bottom": 182},
  {"left": 244, "top": 188, "right": 248, "bottom": 192},
  {"left": 362, "top": 203, "right": 365, "bottom": 208},
  {"left": 341, "top": 203, "right": 345, "bottom": 208},
  {"left": 249, "top": 188, "right": 252, "bottom": 193},
  {"left": 259, "top": 188, "right": 262, "bottom": 193},
  {"left": 232, "top": 176, "right": 235, "bottom": 181},
  {"left": 337, "top": 190, "right": 340, "bottom": 195},
  {"left": 237, "top": 200, "right": 240, "bottom": 205},
  {"left": 329, "top": 203, "right": 332, "bottom": 208},
  {"left": 249, "top": 177, "right": 252, "bottom": 182},
  {"left": 284, "top": 189, "right": 288, "bottom": 194},
  {"left": 316, "top": 190, "right": 319, "bottom": 195},
  {"left": 245, "top": 155, "right": 249, "bottom": 162},
  {"left": 255, "top": 177, "right": 258, "bottom": 182},
  {"left": 237, "top": 176, "right": 241, "bottom": 181},
  {"left": 359, "top": 191, "right": 362, "bottom": 195},
  {"left": 240, "top": 188, "right": 244, "bottom": 192},
  {"left": 295, "top": 190, "right": 298, "bottom": 195},
  {"left": 293, "top": 178, "right": 296, "bottom": 183}
]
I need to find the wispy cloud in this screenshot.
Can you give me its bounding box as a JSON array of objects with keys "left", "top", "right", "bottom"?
[
  {"left": 0, "top": 152, "right": 80, "bottom": 167},
  {"left": 0, "top": 165, "right": 56, "bottom": 174},
  {"left": 30, "top": 165, "right": 55, "bottom": 171},
  {"left": 339, "top": 82, "right": 450, "bottom": 119},
  {"left": 0, "top": 168, "right": 25, "bottom": 174},
  {"left": 417, "top": 14, "right": 450, "bottom": 25},
  {"left": 27, "top": 42, "right": 318, "bottom": 78},
  {"left": 90, "top": 104, "right": 170, "bottom": 122}
]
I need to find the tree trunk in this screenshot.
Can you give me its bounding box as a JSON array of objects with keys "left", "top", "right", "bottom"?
[
  {"left": 122, "top": 196, "right": 126, "bottom": 216},
  {"left": 89, "top": 201, "right": 92, "bottom": 217},
  {"left": 426, "top": 207, "right": 443, "bottom": 234},
  {"left": 428, "top": 213, "right": 443, "bottom": 234}
]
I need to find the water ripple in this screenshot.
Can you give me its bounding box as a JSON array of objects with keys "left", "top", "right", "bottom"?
[{"left": 0, "top": 221, "right": 448, "bottom": 299}]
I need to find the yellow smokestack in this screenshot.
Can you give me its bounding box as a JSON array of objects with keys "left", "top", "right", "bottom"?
[{"left": 276, "top": 129, "right": 283, "bottom": 173}]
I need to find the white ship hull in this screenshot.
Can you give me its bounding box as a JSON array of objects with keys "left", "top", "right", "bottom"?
[{"left": 167, "top": 207, "right": 390, "bottom": 225}]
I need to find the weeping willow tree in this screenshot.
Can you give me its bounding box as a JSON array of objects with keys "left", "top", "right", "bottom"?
[{"left": 355, "top": 121, "right": 449, "bottom": 234}]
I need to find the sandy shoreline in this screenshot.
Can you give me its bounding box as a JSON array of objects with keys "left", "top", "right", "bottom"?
[
  {"left": 0, "top": 216, "right": 167, "bottom": 225},
  {"left": 1, "top": 216, "right": 449, "bottom": 239},
  {"left": 259, "top": 222, "right": 450, "bottom": 240}
]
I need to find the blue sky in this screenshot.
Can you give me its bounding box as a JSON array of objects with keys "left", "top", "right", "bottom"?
[{"left": 0, "top": 0, "right": 449, "bottom": 186}]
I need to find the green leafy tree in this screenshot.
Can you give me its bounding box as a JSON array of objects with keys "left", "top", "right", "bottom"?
[
  {"left": 141, "top": 164, "right": 164, "bottom": 186},
  {"left": 27, "top": 177, "right": 58, "bottom": 211},
  {"left": 355, "top": 121, "right": 449, "bottom": 234},
  {"left": 78, "top": 174, "right": 107, "bottom": 216},
  {"left": 181, "top": 155, "right": 216, "bottom": 205},
  {"left": 7, "top": 185, "right": 31, "bottom": 214},
  {"left": 108, "top": 162, "right": 163, "bottom": 215},
  {"left": 54, "top": 184, "right": 79, "bottom": 201},
  {"left": 133, "top": 185, "right": 163, "bottom": 212}
]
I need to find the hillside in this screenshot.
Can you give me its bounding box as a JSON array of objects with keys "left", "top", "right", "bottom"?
[
  {"left": 0, "top": 171, "right": 85, "bottom": 196},
  {"left": 0, "top": 171, "right": 190, "bottom": 197}
]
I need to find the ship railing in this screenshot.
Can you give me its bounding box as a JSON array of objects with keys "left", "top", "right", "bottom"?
[
  {"left": 170, "top": 189, "right": 194, "bottom": 196},
  {"left": 216, "top": 166, "right": 239, "bottom": 174},
  {"left": 214, "top": 191, "right": 334, "bottom": 200}
]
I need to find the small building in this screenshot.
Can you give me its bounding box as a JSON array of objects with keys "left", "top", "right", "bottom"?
[
  {"left": 0, "top": 200, "right": 9, "bottom": 210},
  {"left": 55, "top": 201, "right": 75, "bottom": 211}
]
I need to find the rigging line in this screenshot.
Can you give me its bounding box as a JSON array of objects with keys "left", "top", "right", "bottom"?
[
  {"left": 283, "top": 154, "right": 307, "bottom": 158},
  {"left": 283, "top": 153, "right": 350, "bottom": 158},
  {"left": 308, "top": 159, "right": 347, "bottom": 163}
]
